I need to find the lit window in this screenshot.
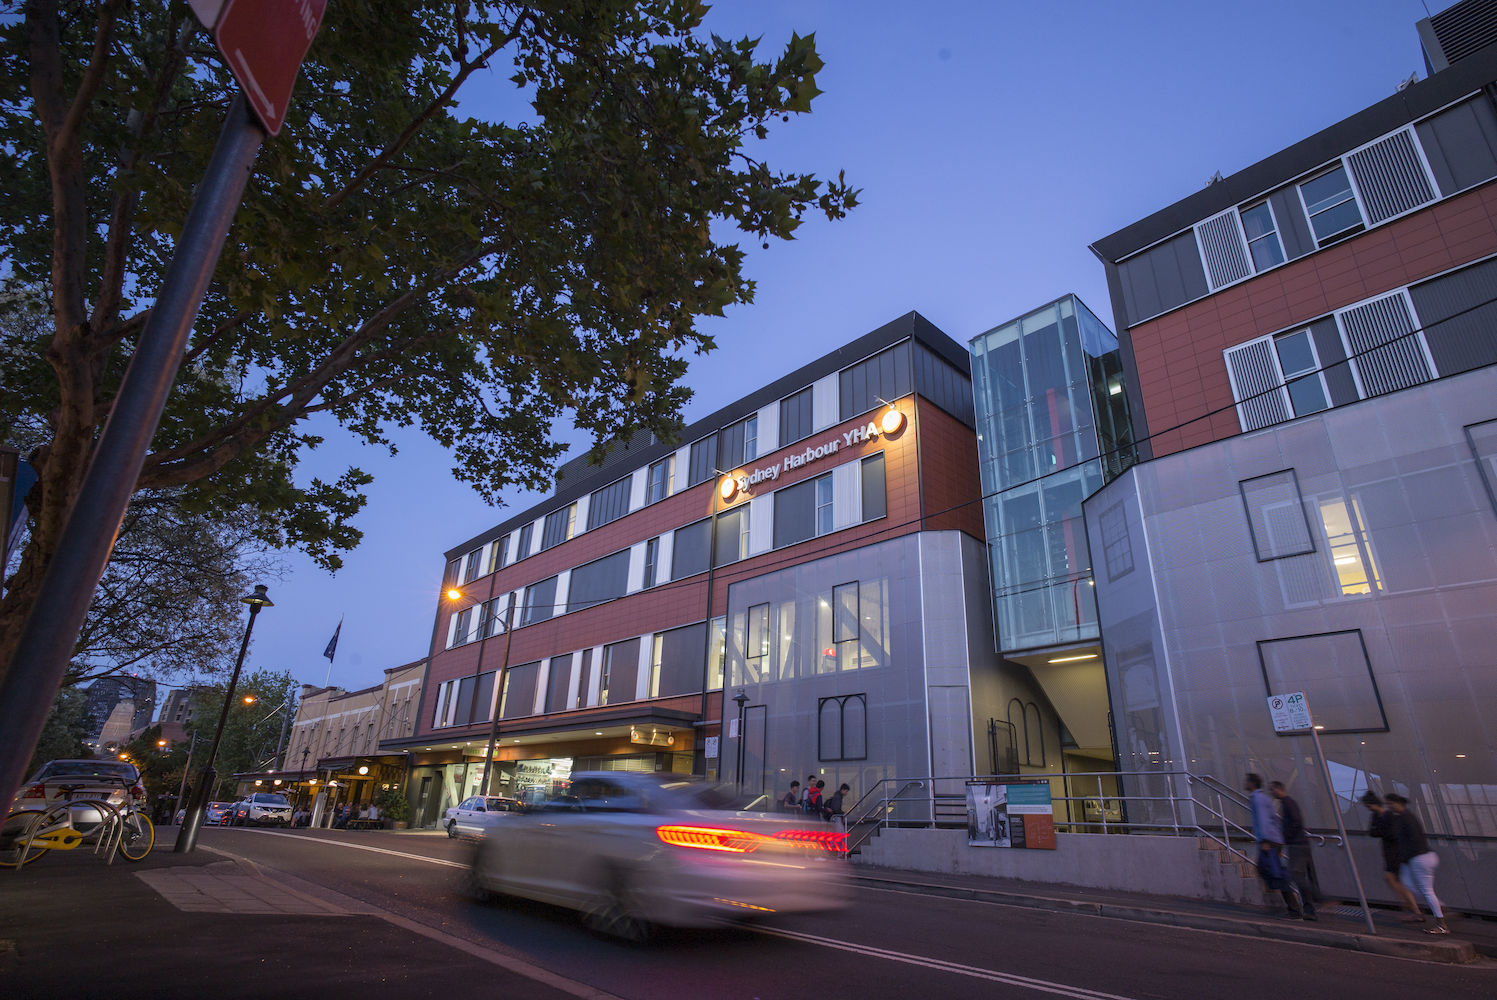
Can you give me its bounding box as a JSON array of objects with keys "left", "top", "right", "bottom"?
[{"left": 1319, "top": 497, "right": 1381, "bottom": 596}]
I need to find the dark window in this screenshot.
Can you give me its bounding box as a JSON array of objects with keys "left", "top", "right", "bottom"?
[
  {"left": 818, "top": 694, "right": 867, "bottom": 761},
  {"left": 471, "top": 671, "right": 496, "bottom": 724},
  {"left": 773, "top": 476, "right": 817, "bottom": 548},
  {"left": 745, "top": 603, "right": 769, "bottom": 683},
  {"left": 646, "top": 456, "right": 674, "bottom": 504},
  {"left": 780, "top": 387, "right": 813, "bottom": 446},
  {"left": 463, "top": 548, "right": 484, "bottom": 583},
  {"left": 672, "top": 518, "right": 711, "bottom": 579},
  {"left": 489, "top": 534, "right": 509, "bottom": 572},
  {"left": 714, "top": 506, "right": 748, "bottom": 566},
  {"left": 642, "top": 536, "right": 660, "bottom": 589},
  {"left": 840, "top": 341, "right": 912, "bottom": 421},
  {"left": 445, "top": 559, "right": 461, "bottom": 586},
  {"left": 544, "top": 656, "right": 572, "bottom": 713},
  {"left": 521, "top": 576, "right": 558, "bottom": 626},
  {"left": 541, "top": 505, "right": 574, "bottom": 550},
  {"left": 861, "top": 454, "right": 886, "bottom": 521},
  {"left": 453, "top": 607, "right": 473, "bottom": 645},
  {"left": 500, "top": 661, "right": 540, "bottom": 720},
  {"left": 453, "top": 675, "right": 476, "bottom": 725},
  {"left": 568, "top": 549, "right": 630, "bottom": 613},
  {"left": 575, "top": 648, "right": 595, "bottom": 708},
  {"left": 688, "top": 436, "right": 717, "bottom": 487},
  {"left": 833, "top": 581, "right": 859, "bottom": 672},
  {"left": 1099, "top": 502, "right": 1134, "bottom": 582},
  {"left": 599, "top": 638, "right": 640, "bottom": 706},
  {"left": 718, "top": 420, "right": 746, "bottom": 472},
  {"left": 1299, "top": 165, "right": 1364, "bottom": 247},
  {"left": 515, "top": 522, "right": 534, "bottom": 561},
  {"left": 587, "top": 477, "right": 632, "bottom": 531},
  {"left": 651, "top": 622, "right": 706, "bottom": 698}
]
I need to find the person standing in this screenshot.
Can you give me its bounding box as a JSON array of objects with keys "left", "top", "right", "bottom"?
[
  {"left": 803, "top": 777, "right": 823, "bottom": 817},
  {"left": 1386, "top": 793, "right": 1449, "bottom": 935},
  {"left": 1360, "top": 791, "right": 1423, "bottom": 919},
  {"left": 780, "top": 780, "right": 802, "bottom": 813},
  {"left": 1245, "top": 773, "right": 1302, "bottom": 918},
  {"left": 1269, "top": 781, "right": 1318, "bottom": 921}
]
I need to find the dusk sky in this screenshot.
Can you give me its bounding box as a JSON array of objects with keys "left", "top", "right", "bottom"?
[{"left": 236, "top": 1, "right": 1447, "bottom": 698}]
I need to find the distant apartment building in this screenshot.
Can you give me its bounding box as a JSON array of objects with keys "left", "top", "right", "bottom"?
[
  {"left": 1085, "top": 0, "right": 1497, "bottom": 913},
  {"left": 83, "top": 675, "right": 156, "bottom": 745}
]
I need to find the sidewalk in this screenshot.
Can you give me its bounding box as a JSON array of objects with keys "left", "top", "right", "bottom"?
[
  {"left": 851, "top": 864, "right": 1492, "bottom": 965},
  {"left": 0, "top": 829, "right": 615, "bottom": 1000}
]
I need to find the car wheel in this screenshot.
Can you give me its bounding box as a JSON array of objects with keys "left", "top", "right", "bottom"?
[
  {"left": 584, "top": 867, "right": 653, "bottom": 943},
  {"left": 446, "top": 820, "right": 458, "bottom": 839}
]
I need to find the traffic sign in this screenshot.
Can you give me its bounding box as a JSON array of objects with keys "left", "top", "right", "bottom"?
[
  {"left": 1267, "top": 691, "right": 1313, "bottom": 732},
  {"left": 195, "top": 0, "right": 327, "bottom": 136}
]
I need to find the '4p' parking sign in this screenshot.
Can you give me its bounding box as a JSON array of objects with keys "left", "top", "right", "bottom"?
[{"left": 1267, "top": 691, "right": 1314, "bottom": 732}]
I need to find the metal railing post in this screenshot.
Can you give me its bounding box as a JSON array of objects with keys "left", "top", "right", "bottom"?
[{"left": 1167, "top": 773, "right": 1179, "bottom": 834}]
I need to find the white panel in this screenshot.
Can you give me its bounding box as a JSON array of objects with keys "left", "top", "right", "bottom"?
[
  {"left": 527, "top": 518, "right": 544, "bottom": 556},
  {"left": 673, "top": 446, "right": 690, "bottom": 493},
  {"left": 656, "top": 531, "right": 674, "bottom": 584},
  {"left": 446, "top": 613, "right": 459, "bottom": 649},
  {"left": 587, "top": 646, "right": 605, "bottom": 706},
  {"left": 635, "top": 637, "right": 654, "bottom": 701},
  {"left": 755, "top": 403, "right": 778, "bottom": 460},
  {"left": 533, "top": 658, "right": 550, "bottom": 716},
  {"left": 629, "top": 467, "right": 647, "bottom": 511},
  {"left": 564, "top": 651, "right": 582, "bottom": 711},
  {"left": 478, "top": 541, "right": 493, "bottom": 575},
  {"left": 465, "top": 610, "right": 481, "bottom": 644},
  {"left": 748, "top": 495, "right": 773, "bottom": 556},
  {"left": 832, "top": 459, "right": 860, "bottom": 530},
  {"left": 554, "top": 569, "right": 571, "bottom": 617},
  {"left": 573, "top": 495, "right": 590, "bottom": 535},
  {"left": 626, "top": 540, "right": 647, "bottom": 593},
  {"left": 812, "top": 373, "right": 838, "bottom": 431},
  {"left": 502, "top": 533, "right": 517, "bottom": 566}
]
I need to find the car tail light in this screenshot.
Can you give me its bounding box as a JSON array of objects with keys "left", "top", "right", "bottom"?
[
  {"left": 656, "top": 825, "right": 769, "bottom": 854},
  {"left": 772, "top": 828, "right": 848, "bottom": 853},
  {"left": 20, "top": 783, "right": 46, "bottom": 799},
  {"left": 130, "top": 783, "right": 146, "bottom": 800}
]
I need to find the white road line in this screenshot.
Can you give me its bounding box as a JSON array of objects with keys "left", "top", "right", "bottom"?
[
  {"left": 754, "top": 926, "right": 1140, "bottom": 1000},
  {"left": 232, "top": 828, "right": 469, "bottom": 869}
]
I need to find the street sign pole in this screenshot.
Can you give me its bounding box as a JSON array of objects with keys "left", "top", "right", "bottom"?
[{"left": 0, "top": 93, "right": 266, "bottom": 815}]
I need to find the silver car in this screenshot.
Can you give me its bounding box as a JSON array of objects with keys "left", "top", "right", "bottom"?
[
  {"left": 445, "top": 795, "right": 519, "bottom": 839},
  {"left": 468, "top": 772, "right": 849, "bottom": 939}
]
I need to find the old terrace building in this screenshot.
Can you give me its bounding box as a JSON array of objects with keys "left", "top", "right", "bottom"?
[{"left": 404, "top": 312, "right": 1059, "bottom": 829}]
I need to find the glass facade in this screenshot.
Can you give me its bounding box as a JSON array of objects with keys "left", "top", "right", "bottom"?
[
  {"left": 1085, "top": 367, "right": 1497, "bottom": 914},
  {"left": 969, "top": 296, "right": 1136, "bottom": 652}
]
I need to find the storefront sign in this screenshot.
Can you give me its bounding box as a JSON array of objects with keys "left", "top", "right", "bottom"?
[
  {"left": 723, "top": 407, "right": 906, "bottom": 500},
  {"left": 966, "top": 780, "right": 1056, "bottom": 849}
]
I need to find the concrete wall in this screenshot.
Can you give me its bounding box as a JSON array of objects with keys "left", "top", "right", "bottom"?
[{"left": 853, "top": 828, "right": 1264, "bottom": 905}]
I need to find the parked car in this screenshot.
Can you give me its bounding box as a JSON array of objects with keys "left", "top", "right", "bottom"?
[
  {"left": 444, "top": 796, "right": 519, "bottom": 838},
  {"left": 230, "top": 792, "right": 292, "bottom": 827},
  {"left": 206, "top": 801, "right": 235, "bottom": 826},
  {"left": 11, "top": 759, "right": 145, "bottom": 818},
  {"left": 467, "top": 772, "right": 849, "bottom": 940}
]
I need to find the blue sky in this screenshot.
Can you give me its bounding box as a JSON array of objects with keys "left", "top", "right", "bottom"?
[{"left": 236, "top": 1, "right": 1447, "bottom": 697}]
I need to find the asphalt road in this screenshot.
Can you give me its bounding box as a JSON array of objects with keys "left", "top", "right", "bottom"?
[{"left": 195, "top": 826, "right": 1496, "bottom": 1000}]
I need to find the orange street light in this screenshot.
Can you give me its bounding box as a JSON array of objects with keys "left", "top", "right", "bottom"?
[
  {"left": 242, "top": 694, "right": 257, "bottom": 704},
  {"left": 445, "top": 587, "right": 463, "bottom": 601}
]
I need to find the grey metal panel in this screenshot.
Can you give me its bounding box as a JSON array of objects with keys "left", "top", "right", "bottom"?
[
  {"left": 1347, "top": 130, "right": 1437, "bottom": 223},
  {"left": 1308, "top": 317, "right": 1360, "bottom": 406},
  {"left": 1115, "top": 231, "right": 1208, "bottom": 326},
  {"left": 1225, "top": 340, "right": 1291, "bottom": 431},
  {"left": 1415, "top": 98, "right": 1497, "bottom": 195},
  {"left": 1269, "top": 186, "right": 1316, "bottom": 261},
  {"left": 1340, "top": 294, "right": 1431, "bottom": 395},
  {"left": 1171, "top": 232, "right": 1210, "bottom": 301},
  {"left": 1409, "top": 256, "right": 1497, "bottom": 375},
  {"left": 1117, "top": 253, "right": 1158, "bottom": 324}
]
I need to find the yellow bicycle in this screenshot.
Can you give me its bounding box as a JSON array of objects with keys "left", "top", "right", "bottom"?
[{"left": 0, "top": 779, "right": 155, "bottom": 868}]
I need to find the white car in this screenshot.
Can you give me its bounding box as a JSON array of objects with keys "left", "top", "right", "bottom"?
[
  {"left": 468, "top": 772, "right": 849, "bottom": 939},
  {"left": 444, "top": 795, "right": 519, "bottom": 838},
  {"left": 232, "top": 792, "right": 292, "bottom": 827},
  {"left": 11, "top": 759, "right": 145, "bottom": 822}
]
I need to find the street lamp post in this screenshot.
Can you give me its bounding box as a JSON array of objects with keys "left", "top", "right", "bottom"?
[
  {"left": 174, "top": 732, "right": 203, "bottom": 823},
  {"left": 479, "top": 603, "right": 517, "bottom": 797},
  {"left": 175, "top": 584, "right": 274, "bottom": 853},
  {"left": 732, "top": 689, "right": 749, "bottom": 792}
]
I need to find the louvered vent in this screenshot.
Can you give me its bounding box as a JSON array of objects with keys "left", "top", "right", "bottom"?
[
  {"left": 1425, "top": 0, "right": 1497, "bottom": 68},
  {"left": 1339, "top": 293, "right": 1432, "bottom": 397},
  {"left": 1195, "top": 210, "right": 1252, "bottom": 289},
  {"left": 1225, "top": 340, "right": 1290, "bottom": 431},
  {"left": 1347, "top": 130, "right": 1437, "bottom": 224}
]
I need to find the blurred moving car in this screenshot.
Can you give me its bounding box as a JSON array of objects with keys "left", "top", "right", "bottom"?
[
  {"left": 444, "top": 796, "right": 519, "bottom": 838},
  {"left": 468, "top": 772, "right": 849, "bottom": 939},
  {"left": 172, "top": 800, "right": 236, "bottom": 826},
  {"left": 230, "top": 792, "right": 292, "bottom": 827}
]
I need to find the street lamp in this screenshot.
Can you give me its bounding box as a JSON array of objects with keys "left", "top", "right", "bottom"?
[
  {"left": 732, "top": 689, "right": 749, "bottom": 792},
  {"left": 175, "top": 583, "right": 273, "bottom": 853}
]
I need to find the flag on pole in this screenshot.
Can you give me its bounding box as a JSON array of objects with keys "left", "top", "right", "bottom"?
[{"left": 323, "top": 619, "right": 342, "bottom": 662}]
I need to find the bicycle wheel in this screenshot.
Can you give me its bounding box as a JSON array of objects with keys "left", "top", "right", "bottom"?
[
  {"left": 0, "top": 809, "right": 50, "bottom": 867},
  {"left": 116, "top": 810, "right": 155, "bottom": 861}
]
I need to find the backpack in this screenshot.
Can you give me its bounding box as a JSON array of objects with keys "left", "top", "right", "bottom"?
[{"left": 803, "top": 787, "right": 821, "bottom": 814}]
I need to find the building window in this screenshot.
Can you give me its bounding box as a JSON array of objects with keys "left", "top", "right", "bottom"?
[
  {"left": 1273, "top": 330, "right": 1331, "bottom": 416},
  {"left": 1240, "top": 470, "right": 1315, "bottom": 561},
  {"left": 780, "top": 387, "right": 813, "bottom": 446},
  {"left": 642, "top": 536, "right": 660, "bottom": 589},
  {"left": 714, "top": 506, "right": 749, "bottom": 566},
  {"left": 1468, "top": 419, "right": 1497, "bottom": 518},
  {"left": 575, "top": 649, "right": 595, "bottom": 709},
  {"left": 672, "top": 518, "right": 711, "bottom": 579},
  {"left": 818, "top": 694, "right": 867, "bottom": 761},
  {"left": 1099, "top": 502, "right": 1134, "bottom": 582},
  {"left": 745, "top": 603, "right": 770, "bottom": 683},
  {"left": 515, "top": 522, "right": 534, "bottom": 561},
  {"left": 544, "top": 656, "right": 572, "bottom": 713},
  {"left": 816, "top": 476, "right": 834, "bottom": 536},
  {"left": 649, "top": 621, "right": 706, "bottom": 699},
  {"left": 1299, "top": 165, "right": 1364, "bottom": 247},
  {"left": 587, "top": 477, "right": 631, "bottom": 531},
  {"left": 567, "top": 549, "right": 630, "bottom": 613},
  {"left": 1240, "top": 201, "right": 1284, "bottom": 271},
  {"left": 445, "top": 558, "right": 461, "bottom": 586},
  {"left": 599, "top": 638, "right": 641, "bottom": 706},
  {"left": 709, "top": 616, "right": 726, "bottom": 691},
  {"left": 832, "top": 581, "right": 859, "bottom": 672},
  {"left": 1318, "top": 495, "right": 1381, "bottom": 596},
  {"left": 646, "top": 456, "right": 674, "bottom": 504},
  {"left": 541, "top": 504, "right": 575, "bottom": 550},
  {"left": 743, "top": 414, "right": 758, "bottom": 463},
  {"left": 861, "top": 454, "right": 886, "bottom": 521},
  {"left": 452, "top": 607, "right": 474, "bottom": 646},
  {"left": 521, "top": 576, "right": 558, "bottom": 626},
  {"left": 489, "top": 534, "right": 509, "bottom": 573},
  {"left": 688, "top": 435, "right": 717, "bottom": 487},
  {"left": 462, "top": 547, "right": 484, "bottom": 583}
]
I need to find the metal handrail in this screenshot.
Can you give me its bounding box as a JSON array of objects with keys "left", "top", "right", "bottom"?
[{"left": 843, "top": 780, "right": 925, "bottom": 855}]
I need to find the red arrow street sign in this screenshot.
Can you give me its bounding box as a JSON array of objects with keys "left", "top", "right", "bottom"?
[{"left": 198, "top": 0, "right": 327, "bottom": 136}]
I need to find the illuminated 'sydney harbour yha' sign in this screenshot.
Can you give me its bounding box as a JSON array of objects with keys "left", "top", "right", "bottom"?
[{"left": 720, "top": 408, "right": 905, "bottom": 501}]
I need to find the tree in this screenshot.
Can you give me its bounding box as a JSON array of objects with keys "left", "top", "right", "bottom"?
[
  {"left": 185, "top": 668, "right": 297, "bottom": 799},
  {"left": 25, "top": 686, "right": 91, "bottom": 774},
  {"left": 0, "top": 0, "right": 856, "bottom": 689}
]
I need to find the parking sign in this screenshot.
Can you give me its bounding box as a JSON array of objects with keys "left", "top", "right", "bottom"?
[{"left": 1267, "top": 691, "right": 1314, "bottom": 732}]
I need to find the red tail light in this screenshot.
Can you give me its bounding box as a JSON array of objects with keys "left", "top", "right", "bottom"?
[
  {"left": 129, "top": 783, "right": 146, "bottom": 800},
  {"left": 21, "top": 783, "right": 46, "bottom": 799},
  {"left": 773, "top": 828, "right": 848, "bottom": 853},
  {"left": 656, "top": 825, "right": 768, "bottom": 853}
]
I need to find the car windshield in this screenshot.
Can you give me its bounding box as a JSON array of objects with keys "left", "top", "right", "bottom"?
[
  {"left": 37, "top": 760, "right": 138, "bottom": 781},
  {"left": 253, "top": 794, "right": 289, "bottom": 805}
]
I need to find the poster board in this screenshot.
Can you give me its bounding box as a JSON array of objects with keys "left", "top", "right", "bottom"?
[{"left": 966, "top": 780, "right": 1056, "bottom": 849}]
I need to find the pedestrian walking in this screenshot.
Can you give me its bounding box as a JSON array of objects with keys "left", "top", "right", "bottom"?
[
  {"left": 803, "top": 778, "right": 823, "bottom": 817},
  {"left": 781, "top": 780, "right": 802, "bottom": 812},
  {"left": 1386, "top": 793, "right": 1449, "bottom": 935},
  {"left": 1269, "top": 781, "right": 1318, "bottom": 921},
  {"left": 824, "top": 783, "right": 851, "bottom": 830},
  {"left": 1360, "top": 791, "right": 1423, "bottom": 919},
  {"left": 1245, "top": 773, "right": 1302, "bottom": 918}
]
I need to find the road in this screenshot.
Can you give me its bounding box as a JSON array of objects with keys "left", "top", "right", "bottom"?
[{"left": 193, "top": 826, "right": 1494, "bottom": 1000}]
